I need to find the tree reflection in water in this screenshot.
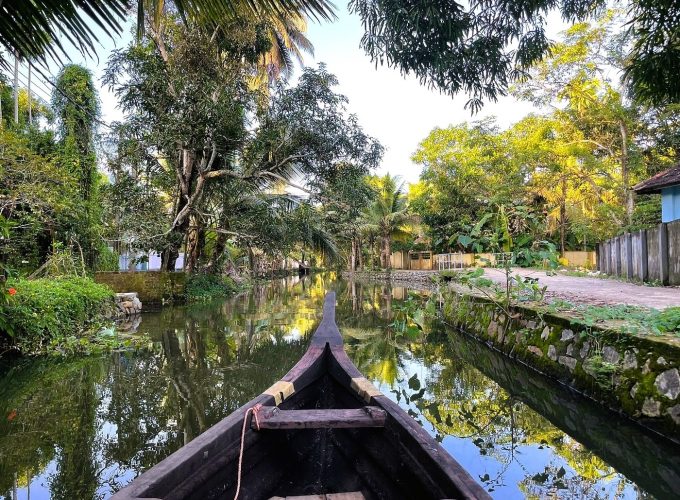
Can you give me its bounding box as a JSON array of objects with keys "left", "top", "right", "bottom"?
[
  {"left": 335, "top": 281, "right": 675, "bottom": 499},
  {"left": 0, "top": 276, "right": 676, "bottom": 499}
]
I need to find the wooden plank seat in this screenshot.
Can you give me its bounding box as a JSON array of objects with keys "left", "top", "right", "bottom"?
[
  {"left": 252, "top": 406, "right": 386, "bottom": 430},
  {"left": 270, "top": 492, "right": 366, "bottom": 500}
]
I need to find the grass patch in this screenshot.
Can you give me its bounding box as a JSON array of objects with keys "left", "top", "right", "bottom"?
[
  {"left": 185, "top": 273, "right": 240, "bottom": 302},
  {"left": 544, "top": 301, "right": 680, "bottom": 336}
]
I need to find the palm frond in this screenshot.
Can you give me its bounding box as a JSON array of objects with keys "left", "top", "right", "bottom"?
[
  {"left": 0, "top": 0, "right": 129, "bottom": 68},
  {"left": 1, "top": 0, "right": 334, "bottom": 69}
]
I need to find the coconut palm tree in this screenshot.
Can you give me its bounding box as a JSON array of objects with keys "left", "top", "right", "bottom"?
[
  {"left": 259, "top": 12, "right": 314, "bottom": 83},
  {"left": 0, "top": 0, "right": 334, "bottom": 69},
  {"left": 360, "top": 174, "right": 416, "bottom": 270},
  {"left": 246, "top": 11, "right": 315, "bottom": 97}
]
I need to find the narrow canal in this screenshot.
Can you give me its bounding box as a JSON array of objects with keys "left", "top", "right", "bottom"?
[{"left": 1, "top": 275, "right": 678, "bottom": 499}]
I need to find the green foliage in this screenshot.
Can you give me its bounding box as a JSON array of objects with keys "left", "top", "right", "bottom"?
[
  {"left": 350, "top": 1, "right": 680, "bottom": 109},
  {"left": 513, "top": 241, "right": 560, "bottom": 269},
  {"left": 104, "top": 13, "right": 381, "bottom": 272},
  {"left": 53, "top": 64, "right": 102, "bottom": 268},
  {"left": 544, "top": 300, "right": 680, "bottom": 336},
  {"left": 185, "top": 273, "right": 239, "bottom": 302},
  {"left": 389, "top": 292, "right": 432, "bottom": 338},
  {"left": 94, "top": 245, "right": 119, "bottom": 272},
  {"left": 29, "top": 244, "right": 87, "bottom": 278},
  {"left": 0, "top": 0, "right": 335, "bottom": 69},
  {"left": 0, "top": 129, "right": 80, "bottom": 273},
  {"left": 0, "top": 1, "right": 128, "bottom": 68},
  {"left": 627, "top": 195, "right": 662, "bottom": 231},
  {"left": 582, "top": 355, "right": 620, "bottom": 388},
  {"left": 0, "top": 277, "right": 115, "bottom": 354},
  {"left": 578, "top": 305, "right": 680, "bottom": 336}
]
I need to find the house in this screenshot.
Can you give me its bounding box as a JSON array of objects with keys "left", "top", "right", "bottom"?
[{"left": 633, "top": 164, "right": 680, "bottom": 222}]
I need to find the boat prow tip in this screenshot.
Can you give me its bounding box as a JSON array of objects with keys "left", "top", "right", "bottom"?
[{"left": 309, "top": 291, "right": 343, "bottom": 347}]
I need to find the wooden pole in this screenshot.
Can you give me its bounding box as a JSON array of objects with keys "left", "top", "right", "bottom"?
[
  {"left": 615, "top": 236, "right": 622, "bottom": 277},
  {"left": 13, "top": 51, "right": 19, "bottom": 124},
  {"left": 27, "top": 62, "right": 32, "bottom": 125}
]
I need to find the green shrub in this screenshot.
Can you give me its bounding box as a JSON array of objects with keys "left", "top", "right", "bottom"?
[
  {"left": 1, "top": 276, "right": 115, "bottom": 353},
  {"left": 185, "top": 273, "right": 239, "bottom": 301},
  {"left": 95, "top": 245, "right": 119, "bottom": 272}
]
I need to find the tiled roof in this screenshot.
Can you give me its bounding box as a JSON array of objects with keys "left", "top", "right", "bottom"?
[{"left": 633, "top": 164, "right": 680, "bottom": 194}]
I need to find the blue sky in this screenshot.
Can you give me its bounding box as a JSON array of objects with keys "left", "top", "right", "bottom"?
[
  {"left": 303, "top": 5, "right": 542, "bottom": 184},
  {"left": 23, "top": 4, "right": 570, "bottom": 185}
]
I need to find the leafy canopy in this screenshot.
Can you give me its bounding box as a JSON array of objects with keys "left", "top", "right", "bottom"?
[{"left": 349, "top": 0, "right": 680, "bottom": 109}]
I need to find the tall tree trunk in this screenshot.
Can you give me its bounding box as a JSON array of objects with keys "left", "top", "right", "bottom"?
[
  {"left": 248, "top": 246, "right": 256, "bottom": 275},
  {"left": 351, "top": 280, "right": 359, "bottom": 313},
  {"left": 205, "top": 231, "right": 228, "bottom": 274},
  {"left": 350, "top": 236, "right": 357, "bottom": 273},
  {"left": 620, "top": 120, "right": 634, "bottom": 225},
  {"left": 163, "top": 149, "right": 195, "bottom": 271},
  {"left": 162, "top": 246, "right": 179, "bottom": 271},
  {"left": 357, "top": 237, "right": 364, "bottom": 270},
  {"left": 162, "top": 219, "right": 187, "bottom": 272},
  {"left": 560, "top": 177, "right": 567, "bottom": 257},
  {"left": 381, "top": 235, "right": 391, "bottom": 269},
  {"left": 184, "top": 214, "right": 203, "bottom": 273}
]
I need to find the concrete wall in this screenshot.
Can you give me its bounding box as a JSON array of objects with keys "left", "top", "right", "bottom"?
[
  {"left": 562, "top": 251, "right": 597, "bottom": 268},
  {"left": 94, "top": 271, "right": 187, "bottom": 304},
  {"left": 598, "top": 223, "right": 680, "bottom": 285}
]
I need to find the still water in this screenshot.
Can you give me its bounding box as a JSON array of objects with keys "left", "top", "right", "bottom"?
[{"left": 1, "top": 275, "right": 679, "bottom": 499}]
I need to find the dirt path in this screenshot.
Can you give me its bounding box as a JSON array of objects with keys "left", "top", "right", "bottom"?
[{"left": 482, "top": 268, "right": 680, "bottom": 309}]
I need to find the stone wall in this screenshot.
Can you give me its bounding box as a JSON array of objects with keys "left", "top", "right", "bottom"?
[
  {"left": 114, "top": 292, "right": 142, "bottom": 316},
  {"left": 441, "top": 290, "right": 680, "bottom": 440},
  {"left": 94, "top": 271, "right": 187, "bottom": 305},
  {"left": 341, "top": 270, "right": 438, "bottom": 291},
  {"left": 442, "top": 325, "right": 680, "bottom": 497}
]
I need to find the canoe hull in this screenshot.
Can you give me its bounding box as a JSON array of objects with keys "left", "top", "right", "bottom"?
[{"left": 112, "top": 293, "right": 489, "bottom": 500}]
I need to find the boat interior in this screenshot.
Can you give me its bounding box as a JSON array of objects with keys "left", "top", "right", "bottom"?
[
  {"left": 118, "top": 293, "right": 485, "bottom": 500},
  {"left": 142, "top": 344, "right": 462, "bottom": 500}
]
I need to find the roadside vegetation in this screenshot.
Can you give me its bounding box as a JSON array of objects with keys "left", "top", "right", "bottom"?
[
  {"left": 1, "top": 277, "right": 123, "bottom": 355},
  {"left": 440, "top": 265, "right": 680, "bottom": 338}
]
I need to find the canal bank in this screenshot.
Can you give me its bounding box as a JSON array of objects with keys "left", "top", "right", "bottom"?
[
  {"left": 433, "top": 322, "right": 680, "bottom": 498},
  {"left": 345, "top": 270, "right": 680, "bottom": 441}
]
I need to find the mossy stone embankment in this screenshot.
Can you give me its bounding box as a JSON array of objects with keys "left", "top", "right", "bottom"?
[
  {"left": 341, "top": 270, "right": 438, "bottom": 290},
  {"left": 441, "top": 289, "right": 680, "bottom": 441},
  {"left": 94, "top": 271, "right": 187, "bottom": 305}
]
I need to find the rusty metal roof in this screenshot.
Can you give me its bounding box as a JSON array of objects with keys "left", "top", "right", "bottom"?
[{"left": 633, "top": 164, "right": 680, "bottom": 194}]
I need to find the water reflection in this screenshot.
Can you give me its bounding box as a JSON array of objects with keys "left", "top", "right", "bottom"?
[{"left": 0, "top": 276, "right": 678, "bottom": 499}]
